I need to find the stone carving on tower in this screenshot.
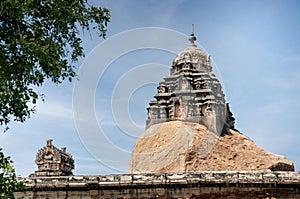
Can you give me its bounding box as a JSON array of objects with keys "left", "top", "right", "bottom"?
[
  {"left": 31, "top": 139, "right": 74, "bottom": 177},
  {"left": 146, "top": 30, "right": 235, "bottom": 135}
]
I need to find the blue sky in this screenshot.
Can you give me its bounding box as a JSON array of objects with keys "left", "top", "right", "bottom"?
[{"left": 0, "top": 0, "right": 300, "bottom": 176}]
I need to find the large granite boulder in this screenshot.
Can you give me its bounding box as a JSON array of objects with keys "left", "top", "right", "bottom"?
[{"left": 129, "top": 121, "right": 294, "bottom": 173}]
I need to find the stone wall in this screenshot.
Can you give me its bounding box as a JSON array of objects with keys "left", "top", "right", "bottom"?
[{"left": 15, "top": 171, "right": 300, "bottom": 199}]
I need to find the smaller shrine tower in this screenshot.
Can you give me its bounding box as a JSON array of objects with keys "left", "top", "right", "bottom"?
[{"left": 31, "top": 139, "right": 74, "bottom": 177}]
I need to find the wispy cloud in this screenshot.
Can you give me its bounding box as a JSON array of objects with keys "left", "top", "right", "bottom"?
[{"left": 35, "top": 101, "right": 73, "bottom": 120}]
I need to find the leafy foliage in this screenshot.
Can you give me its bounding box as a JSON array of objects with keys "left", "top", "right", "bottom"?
[
  {"left": 0, "top": 0, "right": 110, "bottom": 129},
  {"left": 0, "top": 149, "right": 25, "bottom": 198}
]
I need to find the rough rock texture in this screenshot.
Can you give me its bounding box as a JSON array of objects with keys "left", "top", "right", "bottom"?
[{"left": 129, "top": 121, "right": 294, "bottom": 173}]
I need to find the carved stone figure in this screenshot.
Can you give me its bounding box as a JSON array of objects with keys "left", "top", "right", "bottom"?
[
  {"left": 175, "top": 102, "right": 186, "bottom": 119},
  {"left": 195, "top": 82, "right": 201, "bottom": 90},
  {"left": 179, "top": 78, "right": 189, "bottom": 90},
  {"left": 158, "top": 85, "right": 165, "bottom": 93}
]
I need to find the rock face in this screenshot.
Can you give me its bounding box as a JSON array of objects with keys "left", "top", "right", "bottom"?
[{"left": 129, "top": 121, "right": 294, "bottom": 173}]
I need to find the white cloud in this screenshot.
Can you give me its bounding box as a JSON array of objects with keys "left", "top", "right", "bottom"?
[{"left": 35, "top": 101, "right": 73, "bottom": 120}]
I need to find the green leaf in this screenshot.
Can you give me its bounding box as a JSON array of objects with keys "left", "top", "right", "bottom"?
[
  {"left": 0, "top": 0, "right": 110, "bottom": 129},
  {"left": 0, "top": 148, "right": 25, "bottom": 198}
]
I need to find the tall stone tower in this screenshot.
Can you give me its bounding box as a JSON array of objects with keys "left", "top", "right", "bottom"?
[
  {"left": 129, "top": 30, "right": 294, "bottom": 174},
  {"left": 146, "top": 31, "right": 234, "bottom": 135}
]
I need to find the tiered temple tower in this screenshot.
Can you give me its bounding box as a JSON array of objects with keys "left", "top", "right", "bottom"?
[
  {"left": 31, "top": 139, "right": 74, "bottom": 177},
  {"left": 146, "top": 31, "right": 235, "bottom": 135}
]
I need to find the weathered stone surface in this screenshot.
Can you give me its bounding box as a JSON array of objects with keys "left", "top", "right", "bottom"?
[
  {"left": 31, "top": 139, "right": 74, "bottom": 177},
  {"left": 129, "top": 121, "right": 294, "bottom": 173},
  {"left": 146, "top": 32, "right": 235, "bottom": 136},
  {"left": 15, "top": 172, "right": 300, "bottom": 199}
]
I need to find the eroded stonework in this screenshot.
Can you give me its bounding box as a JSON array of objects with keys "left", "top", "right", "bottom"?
[
  {"left": 146, "top": 33, "right": 234, "bottom": 135},
  {"left": 31, "top": 139, "right": 74, "bottom": 177},
  {"left": 15, "top": 172, "right": 300, "bottom": 199}
]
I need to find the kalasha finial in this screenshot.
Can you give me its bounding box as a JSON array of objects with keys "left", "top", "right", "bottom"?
[
  {"left": 46, "top": 139, "right": 53, "bottom": 147},
  {"left": 192, "top": 24, "right": 194, "bottom": 34},
  {"left": 189, "top": 24, "right": 197, "bottom": 46}
]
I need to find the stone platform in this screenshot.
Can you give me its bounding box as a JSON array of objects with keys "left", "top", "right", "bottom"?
[{"left": 15, "top": 171, "right": 300, "bottom": 198}]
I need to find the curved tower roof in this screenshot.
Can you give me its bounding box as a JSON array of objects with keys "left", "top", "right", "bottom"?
[{"left": 172, "top": 33, "right": 211, "bottom": 74}]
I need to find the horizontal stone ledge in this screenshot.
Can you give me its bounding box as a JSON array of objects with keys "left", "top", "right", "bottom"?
[{"left": 19, "top": 171, "right": 300, "bottom": 191}]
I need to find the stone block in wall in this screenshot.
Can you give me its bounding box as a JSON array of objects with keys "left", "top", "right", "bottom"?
[
  {"left": 185, "top": 173, "right": 201, "bottom": 183},
  {"left": 166, "top": 173, "right": 187, "bottom": 183},
  {"left": 225, "top": 171, "right": 239, "bottom": 183},
  {"left": 262, "top": 172, "right": 278, "bottom": 183},
  {"left": 150, "top": 174, "right": 166, "bottom": 184},
  {"left": 120, "top": 175, "right": 132, "bottom": 184},
  {"left": 99, "top": 175, "right": 120, "bottom": 186},
  {"left": 276, "top": 171, "right": 300, "bottom": 184},
  {"left": 132, "top": 174, "right": 153, "bottom": 184},
  {"left": 85, "top": 176, "right": 99, "bottom": 188},
  {"left": 68, "top": 176, "right": 86, "bottom": 187},
  {"left": 238, "top": 171, "right": 263, "bottom": 183}
]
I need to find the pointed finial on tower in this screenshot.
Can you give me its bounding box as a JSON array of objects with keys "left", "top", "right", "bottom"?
[
  {"left": 189, "top": 24, "right": 197, "bottom": 47},
  {"left": 192, "top": 24, "right": 194, "bottom": 34}
]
